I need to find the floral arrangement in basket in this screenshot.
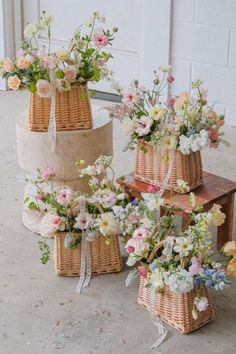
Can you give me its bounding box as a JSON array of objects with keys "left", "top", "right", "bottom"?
[
  {"left": 0, "top": 11, "right": 117, "bottom": 95},
  {"left": 24, "top": 156, "right": 128, "bottom": 264},
  {"left": 107, "top": 67, "right": 226, "bottom": 154},
  {"left": 123, "top": 191, "right": 235, "bottom": 330}
]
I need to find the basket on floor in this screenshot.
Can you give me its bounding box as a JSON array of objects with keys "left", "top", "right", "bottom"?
[
  {"left": 135, "top": 140, "right": 203, "bottom": 193},
  {"left": 28, "top": 84, "right": 93, "bottom": 132},
  {"left": 54, "top": 232, "right": 123, "bottom": 276},
  {"left": 137, "top": 276, "right": 215, "bottom": 334}
]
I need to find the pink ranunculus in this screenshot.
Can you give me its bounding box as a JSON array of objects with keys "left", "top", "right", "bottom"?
[
  {"left": 138, "top": 266, "right": 148, "bottom": 278},
  {"left": 41, "top": 166, "right": 56, "bottom": 179},
  {"left": 127, "top": 245, "right": 135, "bottom": 253},
  {"left": 7, "top": 75, "right": 21, "bottom": 90},
  {"left": 17, "top": 57, "right": 30, "bottom": 69},
  {"left": 147, "top": 184, "right": 160, "bottom": 193},
  {"left": 189, "top": 256, "right": 204, "bottom": 276},
  {"left": 195, "top": 297, "right": 209, "bottom": 312},
  {"left": 93, "top": 31, "right": 109, "bottom": 47},
  {"left": 166, "top": 97, "right": 176, "bottom": 108},
  {"left": 3, "top": 58, "right": 14, "bottom": 72},
  {"left": 209, "top": 128, "right": 219, "bottom": 143},
  {"left": 36, "top": 79, "right": 52, "bottom": 98},
  {"left": 167, "top": 75, "right": 175, "bottom": 83},
  {"left": 57, "top": 188, "right": 73, "bottom": 205},
  {"left": 133, "top": 227, "right": 148, "bottom": 240},
  {"left": 63, "top": 65, "right": 77, "bottom": 82}
]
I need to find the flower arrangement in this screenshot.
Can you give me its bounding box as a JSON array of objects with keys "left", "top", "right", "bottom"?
[
  {"left": 0, "top": 11, "right": 118, "bottom": 97},
  {"left": 107, "top": 67, "right": 226, "bottom": 154},
  {"left": 123, "top": 191, "right": 234, "bottom": 319},
  {"left": 24, "top": 155, "right": 128, "bottom": 263}
]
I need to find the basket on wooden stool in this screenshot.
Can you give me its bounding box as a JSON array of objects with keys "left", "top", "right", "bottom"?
[
  {"left": 28, "top": 84, "right": 93, "bottom": 132},
  {"left": 137, "top": 276, "right": 215, "bottom": 334},
  {"left": 135, "top": 140, "right": 203, "bottom": 193},
  {"left": 54, "top": 232, "right": 123, "bottom": 276}
]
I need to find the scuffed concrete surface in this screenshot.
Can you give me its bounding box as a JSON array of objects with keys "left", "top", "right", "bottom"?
[{"left": 0, "top": 90, "right": 236, "bottom": 354}]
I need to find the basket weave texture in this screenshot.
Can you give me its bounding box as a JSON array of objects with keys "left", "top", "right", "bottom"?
[
  {"left": 135, "top": 140, "right": 203, "bottom": 193},
  {"left": 54, "top": 232, "right": 123, "bottom": 276},
  {"left": 137, "top": 276, "right": 215, "bottom": 334},
  {"left": 28, "top": 84, "right": 93, "bottom": 131}
]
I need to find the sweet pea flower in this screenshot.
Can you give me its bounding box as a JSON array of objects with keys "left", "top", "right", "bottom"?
[
  {"left": 56, "top": 188, "right": 73, "bottom": 205},
  {"left": 63, "top": 65, "right": 77, "bottom": 82},
  {"left": 167, "top": 75, "right": 175, "bottom": 83},
  {"left": 93, "top": 31, "right": 109, "bottom": 47},
  {"left": 37, "top": 46, "right": 47, "bottom": 57},
  {"left": 138, "top": 265, "right": 148, "bottom": 278},
  {"left": 194, "top": 297, "right": 209, "bottom": 312},
  {"left": 36, "top": 79, "right": 52, "bottom": 98},
  {"left": 127, "top": 245, "right": 135, "bottom": 253},
  {"left": 41, "top": 166, "right": 56, "bottom": 179},
  {"left": 17, "top": 57, "right": 31, "bottom": 69},
  {"left": 147, "top": 184, "right": 160, "bottom": 193},
  {"left": 189, "top": 256, "right": 204, "bottom": 276},
  {"left": 166, "top": 96, "right": 176, "bottom": 108},
  {"left": 7, "top": 75, "right": 21, "bottom": 90},
  {"left": 3, "top": 58, "right": 14, "bottom": 72},
  {"left": 52, "top": 215, "right": 66, "bottom": 231},
  {"left": 135, "top": 116, "right": 153, "bottom": 136},
  {"left": 133, "top": 227, "right": 148, "bottom": 240}
]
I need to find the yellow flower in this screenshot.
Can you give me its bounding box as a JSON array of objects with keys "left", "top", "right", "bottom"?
[
  {"left": 57, "top": 50, "right": 69, "bottom": 61},
  {"left": 149, "top": 106, "right": 165, "bottom": 121},
  {"left": 223, "top": 241, "right": 236, "bottom": 257},
  {"left": 226, "top": 258, "right": 236, "bottom": 278},
  {"left": 210, "top": 204, "right": 225, "bottom": 226},
  {"left": 161, "top": 135, "right": 177, "bottom": 149}
]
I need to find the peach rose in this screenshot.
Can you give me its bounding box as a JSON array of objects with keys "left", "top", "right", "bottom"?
[
  {"left": 226, "top": 258, "right": 236, "bottom": 278},
  {"left": 174, "top": 92, "right": 190, "bottom": 109},
  {"left": 17, "top": 57, "right": 30, "bottom": 69},
  {"left": 3, "top": 58, "right": 14, "bottom": 72},
  {"left": 36, "top": 79, "right": 52, "bottom": 98},
  {"left": 8, "top": 75, "right": 21, "bottom": 90},
  {"left": 63, "top": 65, "right": 77, "bottom": 82},
  {"left": 223, "top": 241, "right": 236, "bottom": 257}
]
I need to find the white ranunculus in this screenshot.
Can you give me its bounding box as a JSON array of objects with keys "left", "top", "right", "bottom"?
[
  {"left": 121, "top": 117, "right": 135, "bottom": 136},
  {"left": 24, "top": 23, "right": 38, "bottom": 38}
]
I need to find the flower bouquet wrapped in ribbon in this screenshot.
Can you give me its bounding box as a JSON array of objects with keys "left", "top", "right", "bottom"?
[
  {"left": 123, "top": 191, "right": 234, "bottom": 346},
  {"left": 0, "top": 11, "right": 118, "bottom": 140},
  {"left": 24, "top": 156, "right": 128, "bottom": 293},
  {"left": 107, "top": 67, "right": 227, "bottom": 193}
]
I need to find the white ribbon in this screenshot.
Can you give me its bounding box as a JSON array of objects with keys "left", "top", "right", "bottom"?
[
  {"left": 125, "top": 268, "right": 139, "bottom": 287},
  {"left": 150, "top": 288, "right": 168, "bottom": 350},
  {"left": 76, "top": 232, "right": 92, "bottom": 294},
  {"left": 154, "top": 147, "right": 176, "bottom": 197},
  {"left": 48, "top": 69, "right": 57, "bottom": 153}
]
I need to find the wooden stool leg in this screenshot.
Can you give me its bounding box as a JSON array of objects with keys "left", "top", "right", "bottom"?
[
  {"left": 182, "top": 212, "right": 190, "bottom": 230},
  {"left": 217, "top": 194, "right": 235, "bottom": 250}
]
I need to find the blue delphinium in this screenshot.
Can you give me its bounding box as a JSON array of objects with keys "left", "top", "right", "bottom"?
[{"left": 200, "top": 267, "right": 231, "bottom": 290}]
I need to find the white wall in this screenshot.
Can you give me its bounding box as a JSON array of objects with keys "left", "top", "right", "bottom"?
[
  {"left": 170, "top": 0, "right": 236, "bottom": 126},
  {"left": 0, "top": 0, "right": 5, "bottom": 89}
]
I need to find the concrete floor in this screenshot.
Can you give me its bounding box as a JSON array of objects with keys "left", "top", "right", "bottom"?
[{"left": 0, "top": 90, "right": 236, "bottom": 354}]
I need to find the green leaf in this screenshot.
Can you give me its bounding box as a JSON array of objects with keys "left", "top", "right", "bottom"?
[
  {"left": 38, "top": 240, "right": 51, "bottom": 265},
  {"left": 28, "top": 201, "right": 38, "bottom": 210}
]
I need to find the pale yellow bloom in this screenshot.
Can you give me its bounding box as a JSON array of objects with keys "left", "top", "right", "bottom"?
[
  {"left": 223, "top": 241, "right": 236, "bottom": 257},
  {"left": 210, "top": 204, "right": 225, "bottom": 226}
]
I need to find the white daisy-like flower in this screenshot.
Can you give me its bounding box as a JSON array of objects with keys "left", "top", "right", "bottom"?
[
  {"left": 96, "top": 212, "right": 120, "bottom": 236},
  {"left": 173, "top": 237, "right": 193, "bottom": 257}
]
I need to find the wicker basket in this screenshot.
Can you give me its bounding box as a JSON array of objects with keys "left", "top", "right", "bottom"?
[
  {"left": 28, "top": 84, "right": 93, "bottom": 131},
  {"left": 54, "top": 232, "right": 123, "bottom": 276},
  {"left": 137, "top": 276, "right": 215, "bottom": 334},
  {"left": 135, "top": 140, "right": 203, "bottom": 193}
]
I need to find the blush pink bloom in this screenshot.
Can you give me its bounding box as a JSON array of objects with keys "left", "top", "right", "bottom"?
[
  {"left": 74, "top": 212, "right": 93, "bottom": 230},
  {"left": 166, "top": 97, "right": 176, "bottom": 108},
  {"left": 41, "top": 166, "right": 56, "bottom": 179},
  {"left": 135, "top": 116, "right": 152, "bottom": 136},
  {"left": 128, "top": 212, "right": 137, "bottom": 223},
  {"left": 93, "top": 31, "right": 109, "bottom": 47},
  {"left": 147, "top": 184, "right": 160, "bottom": 193},
  {"left": 195, "top": 297, "right": 209, "bottom": 312},
  {"left": 36, "top": 193, "right": 44, "bottom": 201},
  {"left": 52, "top": 216, "right": 62, "bottom": 227},
  {"left": 167, "top": 75, "right": 175, "bottom": 83},
  {"left": 36, "top": 79, "right": 52, "bottom": 98},
  {"left": 122, "top": 90, "right": 139, "bottom": 105},
  {"left": 3, "top": 58, "right": 15, "bottom": 72},
  {"left": 16, "top": 49, "right": 24, "bottom": 58},
  {"left": 209, "top": 128, "right": 219, "bottom": 143},
  {"left": 57, "top": 188, "right": 73, "bottom": 205},
  {"left": 133, "top": 227, "right": 148, "bottom": 240},
  {"left": 7, "top": 75, "right": 21, "bottom": 90},
  {"left": 138, "top": 266, "right": 148, "bottom": 279},
  {"left": 17, "top": 57, "right": 31, "bottom": 69},
  {"left": 127, "top": 245, "right": 135, "bottom": 253},
  {"left": 42, "top": 55, "right": 59, "bottom": 69},
  {"left": 189, "top": 256, "right": 204, "bottom": 276},
  {"left": 37, "top": 46, "right": 47, "bottom": 57},
  {"left": 63, "top": 65, "right": 77, "bottom": 82}
]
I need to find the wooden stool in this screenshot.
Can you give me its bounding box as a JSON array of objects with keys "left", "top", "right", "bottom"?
[{"left": 117, "top": 172, "right": 236, "bottom": 250}]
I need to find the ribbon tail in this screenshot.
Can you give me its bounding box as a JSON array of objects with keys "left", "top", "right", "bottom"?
[
  {"left": 150, "top": 287, "right": 168, "bottom": 350},
  {"left": 48, "top": 69, "right": 57, "bottom": 153},
  {"left": 125, "top": 268, "right": 139, "bottom": 287},
  {"left": 83, "top": 239, "right": 92, "bottom": 288},
  {"left": 151, "top": 328, "right": 168, "bottom": 349},
  {"left": 76, "top": 234, "right": 86, "bottom": 294}
]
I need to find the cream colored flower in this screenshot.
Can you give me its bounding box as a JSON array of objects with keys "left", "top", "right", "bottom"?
[
  {"left": 36, "top": 79, "right": 52, "bottom": 98},
  {"left": 209, "top": 204, "right": 225, "bottom": 226},
  {"left": 223, "top": 241, "right": 236, "bottom": 257},
  {"left": 57, "top": 50, "right": 69, "bottom": 61},
  {"left": 174, "top": 237, "right": 193, "bottom": 257},
  {"left": 96, "top": 212, "right": 119, "bottom": 236},
  {"left": 7, "top": 75, "right": 21, "bottom": 90},
  {"left": 174, "top": 92, "right": 190, "bottom": 109},
  {"left": 17, "top": 57, "right": 30, "bottom": 69},
  {"left": 24, "top": 23, "right": 38, "bottom": 38},
  {"left": 3, "top": 57, "right": 14, "bottom": 72}
]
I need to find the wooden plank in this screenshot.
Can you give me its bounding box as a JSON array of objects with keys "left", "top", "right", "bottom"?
[{"left": 217, "top": 194, "right": 235, "bottom": 250}]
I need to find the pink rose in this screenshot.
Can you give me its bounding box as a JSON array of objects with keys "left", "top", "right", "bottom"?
[
  {"left": 138, "top": 266, "right": 148, "bottom": 278},
  {"left": 7, "top": 75, "right": 21, "bottom": 90},
  {"left": 195, "top": 297, "right": 209, "bottom": 312},
  {"left": 209, "top": 128, "right": 219, "bottom": 143},
  {"left": 41, "top": 166, "right": 56, "bottom": 179},
  {"left": 147, "top": 184, "right": 160, "bottom": 193},
  {"left": 189, "top": 256, "right": 203, "bottom": 276},
  {"left": 3, "top": 58, "right": 14, "bottom": 72},
  {"left": 17, "top": 57, "right": 30, "bottom": 69},
  {"left": 127, "top": 245, "right": 135, "bottom": 253},
  {"left": 93, "top": 31, "right": 109, "bottom": 47},
  {"left": 63, "top": 65, "right": 77, "bottom": 82},
  {"left": 166, "top": 97, "right": 176, "bottom": 108},
  {"left": 167, "top": 75, "right": 175, "bottom": 83},
  {"left": 36, "top": 79, "right": 52, "bottom": 98}
]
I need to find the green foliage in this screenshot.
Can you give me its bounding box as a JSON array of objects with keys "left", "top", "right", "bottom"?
[{"left": 38, "top": 240, "right": 51, "bottom": 265}]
